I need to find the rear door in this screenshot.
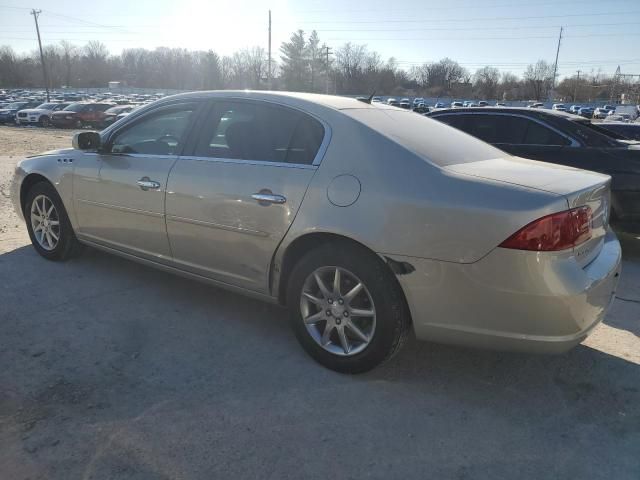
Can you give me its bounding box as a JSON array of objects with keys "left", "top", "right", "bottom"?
[{"left": 165, "top": 99, "right": 328, "bottom": 293}]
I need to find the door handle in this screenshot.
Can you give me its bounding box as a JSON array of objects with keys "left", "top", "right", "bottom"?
[
  {"left": 137, "top": 177, "right": 161, "bottom": 191},
  {"left": 251, "top": 192, "right": 287, "bottom": 205}
]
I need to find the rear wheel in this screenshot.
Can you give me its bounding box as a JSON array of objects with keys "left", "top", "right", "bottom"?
[
  {"left": 40, "top": 116, "right": 50, "bottom": 128},
  {"left": 287, "top": 242, "right": 409, "bottom": 373},
  {"left": 25, "top": 182, "right": 83, "bottom": 261}
]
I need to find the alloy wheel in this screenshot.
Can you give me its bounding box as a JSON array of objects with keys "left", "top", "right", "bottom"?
[
  {"left": 30, "top": 194, "right": 61, "bottom": 251},
  {"left": 300, "top": 266, "right": 376, "bottom": 356}
]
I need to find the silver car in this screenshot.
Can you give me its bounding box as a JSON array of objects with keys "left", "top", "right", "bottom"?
[{"left": 11, "top": 91, "right": 622, "bottom": 373}]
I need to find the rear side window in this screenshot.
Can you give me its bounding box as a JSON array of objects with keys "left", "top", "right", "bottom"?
[
  {"left": 194, "top": 101, "right": 324, "bottom": 165},
  {"left": 465, "top": 115, "right": 529, "bottom": 144},
  {"left": 523, "top": 120, "right": 571, "bottom": 146}
]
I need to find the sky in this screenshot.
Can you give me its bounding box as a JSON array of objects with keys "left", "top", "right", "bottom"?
[{"left": 1, "top": 0, "right": 640, "bottom": 79}]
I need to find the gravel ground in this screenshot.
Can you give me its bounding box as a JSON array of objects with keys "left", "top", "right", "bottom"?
[{"left": 0, "top": 126, "right": 639, "bottom": 479}]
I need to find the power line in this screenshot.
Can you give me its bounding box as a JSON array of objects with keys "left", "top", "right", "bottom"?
[{"left": 296, "top": 11, "right": 640, "bottom": 24}]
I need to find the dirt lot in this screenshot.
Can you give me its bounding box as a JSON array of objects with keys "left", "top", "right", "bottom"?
[{"left": 0, "top": 126, "right": 639, "bottom": 479}]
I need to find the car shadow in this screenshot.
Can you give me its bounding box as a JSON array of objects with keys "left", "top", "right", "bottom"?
[{"left": 1, "top": 242, "right": 639, "bottom": 478}]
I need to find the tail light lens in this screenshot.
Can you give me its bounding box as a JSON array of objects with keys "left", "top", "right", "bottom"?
[{"left": 499, "top": 206, "right": 592, "bottom": 251}]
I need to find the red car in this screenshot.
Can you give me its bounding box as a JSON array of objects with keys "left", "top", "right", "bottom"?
[{"left": 50, "top": 102, "right": 114, "bottom": 128}]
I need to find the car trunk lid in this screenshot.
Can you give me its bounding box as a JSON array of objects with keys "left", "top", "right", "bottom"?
[{"left": 445, "top": 156, "right": 611, "bottom": 267}]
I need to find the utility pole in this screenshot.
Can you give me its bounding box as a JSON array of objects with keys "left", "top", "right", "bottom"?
[
  {"left": 31, "top": 9, "right": 50, "bottom": 102},
  {"left": 267, "top": 10, "right": 272, "bottom": 90},
  {"left": 324, "top": 46, "right": 332, "bottom": 94},
  {"left": 573, "top": 70, "right": 581, "bottom": 102},
  {"left": 549, "top": 26, "right": 563, "bottom": 100}
]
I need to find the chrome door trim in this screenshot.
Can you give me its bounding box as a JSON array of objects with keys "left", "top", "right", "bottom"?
[
  {"left": 166, "top": 214, "right": 269, "bottom": 237},
  {"left": 177, "top": 155, "right": 318, "bottom": 170},
  {"left": 431, "top": 111, "right": 581, "bottom": 147},
  {"left": 76, "top": 198, "right": 164, "bottom": 218}
]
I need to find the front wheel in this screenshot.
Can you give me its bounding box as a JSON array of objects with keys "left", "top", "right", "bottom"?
[
  {"left": 287, "top": 243, "right": 410, "bottom": 373},
  {"left": 25, "top": 182, "right": 83, "bottom": 261}
]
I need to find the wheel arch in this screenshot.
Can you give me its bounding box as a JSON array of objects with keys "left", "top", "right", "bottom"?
[
  {"left": 20, "top": 173, "right": 53, "bottom": 215},
  {"left": 272, "top": 232, "right": 412, "bottom": 324}
]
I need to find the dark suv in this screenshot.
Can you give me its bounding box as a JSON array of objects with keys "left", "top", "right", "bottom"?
[
  {"left": 0, "top": 100, "right": 43, "bottom": 123},
  {"left": 428, "top": 107, "right": 640, "bottom": 231},
  {"left": 50, "top": 102, "right": 114, "bottom": 128}
]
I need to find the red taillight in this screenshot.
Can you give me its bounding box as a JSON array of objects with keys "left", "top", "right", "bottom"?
[{"left": 499, "top": 206, "right": 592, "bottom": 251}]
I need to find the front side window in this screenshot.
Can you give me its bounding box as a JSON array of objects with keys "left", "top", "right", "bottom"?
[
  {"left": 109, "top": 105, "right": 195, "bottom": 155},
  {"left": 194, "top": 101, "right": 324, "bottom": 165}
]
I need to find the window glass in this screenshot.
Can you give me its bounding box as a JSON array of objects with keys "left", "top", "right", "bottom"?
[
  {"left": 466, "top": 115, "right": 529, "bottom": 144},
  {"left": 523, "top": 120, "right": 571, "bottom": 145},
  {"left": 110, "top": 106, "right": 194, "bottom": 155},
  {"left": 195, "top": 101, "right": 324, "bottom": 165},
  {"left": 434, "top": 114, "right": 468, "bottom": 130}
]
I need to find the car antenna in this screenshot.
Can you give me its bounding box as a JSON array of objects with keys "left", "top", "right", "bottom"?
[{"left": 358, "top": 90, "right": 376, "bottom": 104}]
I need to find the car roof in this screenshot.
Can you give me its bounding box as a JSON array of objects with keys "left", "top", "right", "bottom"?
[{"left": 164, "top": 90, "right": 401, "bottom": 111}]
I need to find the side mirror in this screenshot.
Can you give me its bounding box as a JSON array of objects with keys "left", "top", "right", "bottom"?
[{"left": 72, "top": 131, "right": 101, "bottom": 151}]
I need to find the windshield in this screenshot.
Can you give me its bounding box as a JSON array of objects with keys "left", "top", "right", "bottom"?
[
  {"left": 35, "top": 103, "right": 57, "bottom": 110},
  {"left": 63, "top": 103, "right": 86, "bottom": 112}
]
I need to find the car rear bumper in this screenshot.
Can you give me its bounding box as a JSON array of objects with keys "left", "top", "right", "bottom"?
[{"left": 388, "top": 229, "right": 622, "bottom": 354}]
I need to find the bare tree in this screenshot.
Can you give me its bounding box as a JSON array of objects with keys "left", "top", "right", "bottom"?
[
  {"left": 473, "top": 66, "right": 500, "bottom": 99},
  {"left": 523, "top": 60, "right": 554, "bottom": 100}
]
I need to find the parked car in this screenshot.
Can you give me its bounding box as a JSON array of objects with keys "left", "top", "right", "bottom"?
[
  {"left": 386, "top": 97, "right": 399, "bottom": 107},
  {"left": 593, "top": 107, "right": 613, "bottom": 119},
  {"left": 606, "top": 113, "right": 632, "bottom": 123},
  {"left": 451, "top": 101, "right": 464, "bottom": 108},
  {"left": 603, "top": 104, "right": 616, "bottom": 112},
  {"left": 528, "top": 102, "right": 545, "bottom": 108},
  {"left": 412, "top": 103, "right": 430, "bottom": 114},
  {"left": 0, "top": 100, "right": 42, "bottom": 123},
  {"left": 371, "top": 96, "right": 382, "bottom": 103},
  {"left": 578, "top": 107, "right": 594, "bottom": 119},
  {"left": 10, "top": 91, "right": 621, "bottom": 373},
  {"left": 16, "top": 102, "right": 70, "bottom": 127},
  {"left": 478, "top": 101, "right": 489, "bottom": 107},
  {"left": 428, "top": 107, "right": 640, "bottom": 231},
  {"left": 100, "top": 105, "right": 136, "bottom": 127},
  {"left": 50, "top": 102, "right": 114, "bottom": 128},
  {"left": 552, "top": 104, "right": 567, "bottom": 111},
  {"left": 569, "top": 105, "right": 582, "bottom": 114},
  {"left": 598, "top": 122, "right": 640, "bottom": 141},
  {"left": 495, "top": 102, "right": 507, "bottom": 107},
  {"left": 399, "top": 98, "right": 411, "bottom": 109},
  {"left": 433, "top": 102, "right": 446, "bottom": 108},
  {"left": 412, "top": 97, "right": 425, "bottom": 106}
]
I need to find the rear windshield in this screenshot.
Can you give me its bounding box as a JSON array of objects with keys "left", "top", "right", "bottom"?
[{"left": 344, "top": 108, "right": 506, "bottom": 167}]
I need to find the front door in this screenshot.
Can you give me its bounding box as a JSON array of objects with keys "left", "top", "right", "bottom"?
[
  {"left": 165, "top": 99, "right": 327, "bottom": 293},
  {"left": 73, "top": 103, "right": 199, "bottom": 261}
]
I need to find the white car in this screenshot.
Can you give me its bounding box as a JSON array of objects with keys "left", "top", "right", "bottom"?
[
  {"left": 552, "top": 104, "right": 567, "bottom": 111},
  {"left": 593, "top": 107, "right": 613, "bottom": 119},
  {"left": 16, "top": 102, "right": 70, "bottom": 127}
]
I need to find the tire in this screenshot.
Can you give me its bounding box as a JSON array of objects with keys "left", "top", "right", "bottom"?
[
  {"left": 40, "top": 116, "right": 50, "bottom": 128},
  {"left": 75, "top": 119, "right": 83, "bottom": 129},
  {"left": 287, "top": 242, "right": 410, "bottom": 374},
  {"left": 24, "top": 182, "right": 83, "bottom": 261}
]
